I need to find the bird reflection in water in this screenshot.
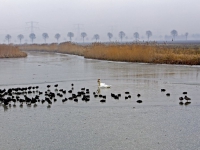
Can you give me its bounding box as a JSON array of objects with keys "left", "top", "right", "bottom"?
[{"left": 96, "top": 87, "right": 101, "bottom": 94}]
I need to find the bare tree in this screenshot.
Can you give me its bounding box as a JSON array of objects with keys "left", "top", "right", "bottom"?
[
  {"left": 17, "top": 34, "right": 24, "bottom": 44},
  {"left": 42, "top": 33, "right": 49, "bottom": 43},
  {"left": 185, "top": 32, "right": 189, "bottom": 40},
  {"left": 146, "top": 30, "right": 152, "bottom": 41},
  {"left": 81, "top": 32, "right": 87, "bottom": 43},
  {"left": 133, "top": 32, "right": 139, "bottom": 41},
  {"left": 107, "top": 32, "right": 113, "bottom": 42},
  {"left": 29, "top": 33, "right": 36, "bottom": 43},
  {"left": 119, "top": 31, "right": 125, "bottom": 42},
  {"left": 93, "top": 34, "right": 100, "bottom": 42},
  {"left": 171, "top": 30, "right": 178, "bottom": 40},
  {"left": 54, "top": 33, "right": 61, "bottom": 43},
  {"left": 5, "top": 34, "right": 11, "bottom": 44},
  {"left": 67, "top": 32, "right": 74, "bottom": 41}
]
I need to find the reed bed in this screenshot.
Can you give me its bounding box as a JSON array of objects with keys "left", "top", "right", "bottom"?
[
  {"left": 153, "top": 45, "right": 200, "bottom": 65},
  {"left": 20, "top": 42, "right": 85, "bottom": 56},
  {"left": 84, "top": 43, "right": 155, "bottom": 62},
  {"left": 59, "top": 42, "right": 84, "bottom": 56},
  {"left": 20, "top": 43, "right": 59, "bottom": 52},
  {"left": 85, "top": 43, "right": 200, "bottom": 65},
  {"left": 19, "top": 42, "right": 200, "bottom": 65},
  {"left": 0, "top": 44, "right": 27, "bottom": 58}
]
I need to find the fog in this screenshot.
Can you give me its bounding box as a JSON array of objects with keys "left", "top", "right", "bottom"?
[{"left": 0, "top": 0, "right": 200, "bottom": 43}]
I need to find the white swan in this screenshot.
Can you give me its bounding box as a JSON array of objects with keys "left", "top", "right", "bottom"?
[{"left": 97, "top": 79, "right": 111, "bottom": 88}]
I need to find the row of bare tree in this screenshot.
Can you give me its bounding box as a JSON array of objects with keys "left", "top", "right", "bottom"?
[
  {"left": 4, "top": 31, "right": 151, "bottom": 44},
  {"left": 5, "top": 32, "right": 83, "bottom": 44},
  {"left": 4, "top": 30, "right": 188, "bottom": 44}
]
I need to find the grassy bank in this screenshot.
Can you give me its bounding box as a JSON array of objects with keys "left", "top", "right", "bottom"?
[
  {"left": 20, "top": 42, "right": 200, "bottom": 65},
  {"left": 0, "top": 44, "right": 27, "bottom": 58}
]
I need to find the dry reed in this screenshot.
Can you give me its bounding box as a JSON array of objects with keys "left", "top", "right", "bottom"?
[
  {"left": 84, "top": 43, "right": 155, "bottom": 62},
  {"left": 0, "top": 44, "right": 27, "bottom": 58},
  {"left": 20, "top": 42, "right": 85, "bottom": 56},
  {"left": 19, "top": 42, "right": 200, "bottom": 65}
]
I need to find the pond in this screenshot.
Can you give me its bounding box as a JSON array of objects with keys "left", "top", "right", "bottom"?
[{"left": 0, "top": 51, "right": 200, "bottom": 150}]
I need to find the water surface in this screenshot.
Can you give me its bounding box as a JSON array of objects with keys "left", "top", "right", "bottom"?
[{"left": 0, "top": 52, "right": 200, "bottom": 150}]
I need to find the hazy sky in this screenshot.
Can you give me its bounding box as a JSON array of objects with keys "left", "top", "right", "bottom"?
[{"left": 0, "top": 0, "right": 200, "bottom": 43}]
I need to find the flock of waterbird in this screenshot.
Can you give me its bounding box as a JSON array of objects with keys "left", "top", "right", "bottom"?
[
  {"left": 0, "top": 79, "right": 191, "bottom": 110},
  {"left": 161, "top": 88, "right": 192, "bottom": 105}
]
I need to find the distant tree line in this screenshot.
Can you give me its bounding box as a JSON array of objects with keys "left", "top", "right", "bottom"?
[
  {"left": 164, "top": 30, "right": 189, "bottom": 41},
  {"left": 4, "top": 29, "right": 192, "bottom": 44}
]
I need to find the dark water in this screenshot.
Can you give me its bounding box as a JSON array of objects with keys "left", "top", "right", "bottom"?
[{"left": 0, "top": 52, "right": 200, "bottom": 150}]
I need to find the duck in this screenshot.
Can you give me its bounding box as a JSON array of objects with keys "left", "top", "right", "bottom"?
[
  {"left": 137, "top": 100, "right": 143, "bottom": 103},
  {"left": 184, "top": 96, "right": 191, "bottom": 101},
  {"left": 161, "top": 89, "right": 166, "bottom": 92},
  {"left": 179, "top": 97, "right": 184, "bottom": 101},
  {"left": 100, "top": 99, "right": 106, "bottom": 103},
  {"left": 97, "top": 79, "right": 111, "bottom": 88}
]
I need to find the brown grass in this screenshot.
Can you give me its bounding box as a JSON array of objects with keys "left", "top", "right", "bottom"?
[
  {"left": 84, "top": 43, "right": 155, "bottom": 62},
  {"left": 20, "top": 43, "right": 59, "bottom": 52},
  {"left": 59, "top": 42, "right": 85, "bottom": 56},
  {"left": 19, "top": 42, "right": 200, "bottom": 65},
  {"left": 153, "top": 45, "right": 200, "bottom": 65},
  {"left": 0, "top": 44, "right": 27, "bottom": 58},
  {"left": 20, "top": 42, "right": 85, "bottom": 56}
]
